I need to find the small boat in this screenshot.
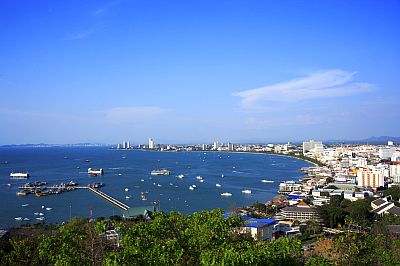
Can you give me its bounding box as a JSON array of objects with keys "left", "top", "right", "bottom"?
[
  {"left": 14, "top": 217, "right": 23, "bottom": 221},
  {"left": 177, "top": 174, "right": 185, "bottom": 179},
  {"left": 192, "top": 184, "right": 197, "bottom": 188},
  {"left": 140, "top": 179, "right": 145, "bottom": 182},
  {"left": 157, "top": 184, "right": 162, "bottom": 187},
  {"left": 21, "top": 204, "right": 30, "bottom": 207},
  {"left": 36, "top": 217, "right": 45, "bottom": 221},
  {"left": 34, "top": 212, "right": 39, "bottom": 216},
  {"left": 196, "top": 176, "right": 203, "bottom": 180},
  {"left": 242, "top": 189, "right": 252, "bottom": 194},
  {"left": 199, "top": 179, "right": 204, "bottom": 183},
  {"left": 41, "top": 205, "right": 45, "bottom": 209},
  {"left": 23, "top": 218, "right": 30, "bottom": 221},
  {"left": 261, "top": 180, "right": 274, "bottom": 183},
  {"left": 189, "top": 185, "right": 195, "bottom": 191},
  {"left": 39, "top": 213, "right": 44, "bottom": 216},
  {"left": 118, "top": 173, "right": 122, "bottom": 176},
  {"left": 46, "top": 207, "right": 52, "bottom": 211},
  {"left": 124, "top": 188, "right": 129, "bottom": 192},
  {"left": 125, "top": 196, "right": 131, "bottom": 199},
  {"left": 10, "top": 172, "right": 30, "bottom": 179},
  {"left": 221, "top": 192, "right": 232, "bottom": 197},
  {"left": 7, "top": 183, "right": 12, "bottom": 187},
  {"left": 221, "top": 174, "right": 224, "bottom": 178},
  {"left": 216, "top": 183, "right": 222, "bottom": 187},
  {"left": 151, "top": 169, "right": 171, "bottom": 176}
]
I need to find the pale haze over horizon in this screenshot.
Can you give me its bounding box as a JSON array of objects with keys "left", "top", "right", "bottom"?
[{"left": 1, "top": 1, "right": 399, "bottom": 145}]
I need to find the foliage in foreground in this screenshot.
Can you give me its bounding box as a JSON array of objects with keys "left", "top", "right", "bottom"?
[{"left": 0, "top": 209, "right": 303, "bottom": 265}]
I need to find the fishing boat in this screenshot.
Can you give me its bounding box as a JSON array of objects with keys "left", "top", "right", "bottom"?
[
  {"left": 221, "top": 192, "right": 232, "bottom": 197},
  {"left": 241, "top": 189, "right": 252, "bottom": 194}
]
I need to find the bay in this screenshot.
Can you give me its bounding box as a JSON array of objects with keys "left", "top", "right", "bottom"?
[{"left": 0, "top": 147, "right": 311, "bottom": 228}]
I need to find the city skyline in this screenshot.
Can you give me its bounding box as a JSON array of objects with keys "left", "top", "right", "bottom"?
[{"left": 1, "top": 1, "right": 399, "bottom": 144}]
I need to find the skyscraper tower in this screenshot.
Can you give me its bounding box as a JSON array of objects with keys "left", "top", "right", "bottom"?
[{"left": 149, "top": 138, "right": 155, "bottom": 149}]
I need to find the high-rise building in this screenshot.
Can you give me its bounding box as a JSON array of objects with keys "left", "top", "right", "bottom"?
[
  {"left": 357, "top": 167, "right": 385, "bottom": 189},
  {"left": 127, "top": 141, "right": 130, "bottom": 149},
  {"left": 149, "top": 138, "right": 155, "bottom": 149},
  {"left": 227, "top": 142, "right": 234, "bottom": 151}
]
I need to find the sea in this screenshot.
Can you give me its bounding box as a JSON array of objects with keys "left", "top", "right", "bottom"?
[{"left": 0, "top": 147, "right": 312, "bottom": 228}]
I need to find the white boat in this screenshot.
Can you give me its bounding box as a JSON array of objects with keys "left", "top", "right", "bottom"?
[
  {"left": 221, "top": 192, "right": 232, "bottom": 197},
  {"left": 34, "top": 212, "right": 39, "bottom": 216},
  {"left": 36, "top": 217, "right": 45, "bottom": 221},
  {"left": 39, "top": 213, "right": 44, "bottom": 216},
  {"left": 157, "top": 184, "right": 162, "bottom": 187},
  {"left": 14, "top": 217, "right": 23, "bottom": 221},
  {"left": 242, "top": 189, "right": 252, "bottom": 194},
  {"left": 192, "top": 184, "right": 197, "bottom": 188},
  {"left": 46, "top": 207, "right": 52, "bottom": 211},
  {"left": 261, "top": 179, "right": 274, "bottom": 183},
  {"left": 10, "top": 172, "right": 29, "bottom": 179},
  {"left": 216, "top": 183, "right": 222, "bottom": 187},
  {"left": 199, "top": 179, "right": 204, "bottom": 183},
  {"left": 196, "top": 176, "right": 203, "bottom": 180},
  {"left": 41, "top": 205, "right": 45, "bottom": 209},
  {"left": 88, "top": 168, "right": 104, "bottom": 176},
  {"left": 151, "top": 169, "right": 171, "bottom": 175},
  {"left": 125, "top": 196, "right": 131, "bottom": 199},
  {"left": 140, "top": 179, "right": 145, "bottom": 182},
  {"left": 189, "top": 185, "right": 195, "bottom": 191},
  {"left": 124, "top": 188, "right": 129, "bottom": 192},
  {"left": 23, "top": 218, "right": 30, "bottom": 221},
  {"left": 177, "top": 174, "right": 185, "bottom": 179},
  {"left": 221, "top": 174, "right": 224, "bottom": 178},
  {"left": 21, "top": 204, "right": 30, "bottom": 207}
]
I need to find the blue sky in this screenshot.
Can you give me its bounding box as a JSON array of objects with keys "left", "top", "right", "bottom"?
[{"left": 1, "top": 0, "right": 399, "bottom": 144}]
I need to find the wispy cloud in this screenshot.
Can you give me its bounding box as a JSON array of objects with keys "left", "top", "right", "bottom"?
[
  {"left": 63, "top": 29, "right": 97, "bottom": 41},
  {"left": 92, "top": 0, "right": 123, "bottom": 16},
  {"left": 104, "top": 106, "right": 169, "bottom": 125},
  {"left": 233, "top": 70, "right": 374, "bottom": 110}
]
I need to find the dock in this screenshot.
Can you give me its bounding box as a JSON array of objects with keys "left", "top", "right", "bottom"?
[{"left": 88, "top": 187, "right": 130, "bottom": 211}]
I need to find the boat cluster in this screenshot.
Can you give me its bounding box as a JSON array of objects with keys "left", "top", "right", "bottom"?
[{"left": 16, "top": 181, "right": 79, "bottom": 197}]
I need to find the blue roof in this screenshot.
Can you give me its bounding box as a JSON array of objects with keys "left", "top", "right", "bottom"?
[
  {"left": 223, "top": 213, "right": 276, "bottom": 228},
  {"left": 244, "top": 218, "right": 277, "bottom": 228}
]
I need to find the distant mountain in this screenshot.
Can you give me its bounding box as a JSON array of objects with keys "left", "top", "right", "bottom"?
[
  {"left": 361, "top": 136, "right": 400, "bottom": 144},
  {"left": 0, "top": 143, "right": 111, "bottom": 148}
]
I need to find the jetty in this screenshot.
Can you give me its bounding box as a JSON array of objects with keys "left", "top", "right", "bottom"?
[{"left": 88, "top": 187, "right": 130, "bottom": 211}]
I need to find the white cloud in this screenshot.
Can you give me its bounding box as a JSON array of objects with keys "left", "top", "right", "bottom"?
[
  {"left": 233, "top": 70, "right": 374, "bottom": 110},
  {"left": 104, "top": 106, "right": 169, "bottom": 125}
]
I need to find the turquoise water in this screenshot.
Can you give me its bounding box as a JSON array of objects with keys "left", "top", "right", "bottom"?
[{"left": 0, "top": 147, "right": 311, "bottom": 228}]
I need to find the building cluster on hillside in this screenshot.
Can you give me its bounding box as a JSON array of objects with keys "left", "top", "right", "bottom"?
[
  {"left": 112, "top": 137, "right": 400, "bottom": 242},
  {"left": 225, "top": 139, "right": 400, "bottom": 242}
]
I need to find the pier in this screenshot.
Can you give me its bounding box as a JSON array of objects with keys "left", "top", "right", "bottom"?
[{"left": 88, "top": 187, "right": 130, "bottom": 211}]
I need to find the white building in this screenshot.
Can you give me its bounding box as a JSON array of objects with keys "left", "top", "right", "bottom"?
[
  {"left": 357, "top": 167, "right": 385, "bottom": 189},
  {"left": 303, "top": 140, "right": 323, "bottom": 155},
  {"left": 148, "top": 138, "right": 155, "bottom": 149},
  {"left": 379, "top": 147, "right": 396, "bottom": 159},
  {"left": 391, "top": 152, "right": 400, "bottom": 162}
]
